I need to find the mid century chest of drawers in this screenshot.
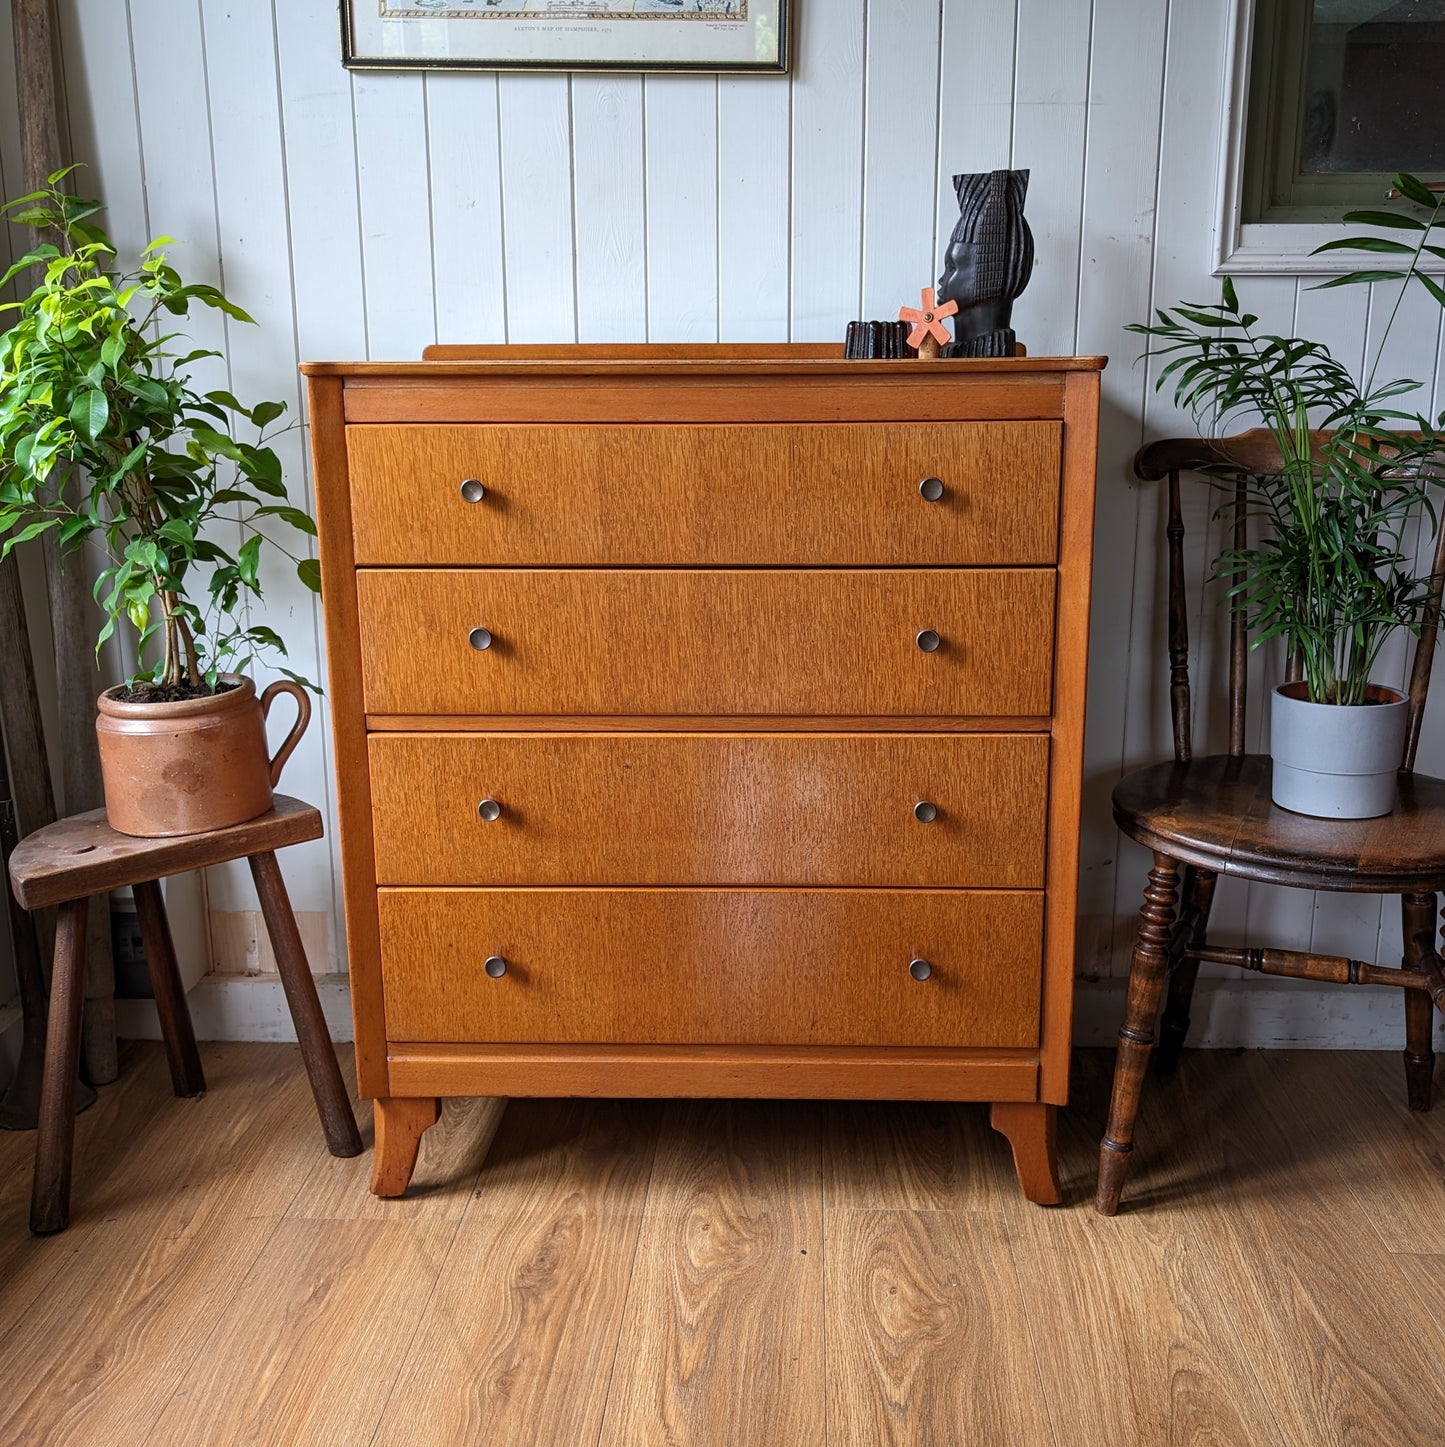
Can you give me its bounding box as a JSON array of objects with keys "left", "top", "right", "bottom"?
[{"left": 301, "top": 344, "right": 1102, "bottom": 1203}]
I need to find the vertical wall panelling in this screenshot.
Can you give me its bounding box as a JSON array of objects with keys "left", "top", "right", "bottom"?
[
  {"left": 1008, "top": 0, "right": 1092, "bottom": 357},
  {"left": 274, "top": 6, "right": 369, "bottom": 361},
  {"left": 572, "top": 76, "right": 646, "bottom": 342},
  {"left": 718, "top": 74, "right": 790, "bottom": 342},
  {"left": 275, "top": 0, "right": 369, "bottom": 972},
  {"left": 10, "top": 3, "right": 1444, "bottom": 1041},
  {"left": 789, "top": 0, "right": 866, "bottom": 340},
  {"left": 643, "top": 75, "right": 719, "bottom": 341},
  {"left": 1112, "top": 0, "right": 1233, "bottom": 980},
  {"left": 1072, "top": 0, "right": 1168, "bottom": 977},
  {"left": 427, "top": 71, "right": 508, "bottom": 345},
  {"left": 198, "top": 0, "right": 332, "bottom": 952},
  {"left": 497, "top": 74, "right": 576, "bottom": 343},
  {"left": 352, "top": 70, "right": 436, "bottom": 360},
  {"left": 859, "top": 1, "right": 941, "bottom": 322},
  {"left": 935, "top": 0, "right": 1017, "bottom": 226}
]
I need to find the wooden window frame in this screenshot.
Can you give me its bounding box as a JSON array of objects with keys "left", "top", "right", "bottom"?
[{"left": 1216, "top": 0, "right": 1445, "bottom": 275}]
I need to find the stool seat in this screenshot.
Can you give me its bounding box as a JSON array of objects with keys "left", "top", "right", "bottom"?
[
  {"left": 8, "top": 795, "right": 322, "bottom": 909},
  {"left": 6, "top": 794, "right": 361, "bottom": 1233}
]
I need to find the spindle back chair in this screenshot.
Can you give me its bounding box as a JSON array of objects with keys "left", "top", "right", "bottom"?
[{"left": 1097, "top": 431, "right": 1445, "bottom": 1215}]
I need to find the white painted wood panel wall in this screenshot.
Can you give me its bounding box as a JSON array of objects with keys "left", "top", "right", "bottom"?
[{"left": 2, "top": 0, "right": 1441, "bottom": 1047}]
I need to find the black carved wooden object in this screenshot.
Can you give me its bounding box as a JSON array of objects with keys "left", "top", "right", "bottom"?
[{"left": 937, "top": 169, "right": 1034, "bottom": 358}]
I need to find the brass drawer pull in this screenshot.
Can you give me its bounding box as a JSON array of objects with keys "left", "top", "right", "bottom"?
[
  {"left": 909, "top": 958, "right": 933, "bottom": 981},
  {"left": 913, "top": 800, "right": 938, "bottom": 823},
  {"left": 918, "top": 476, "right": 945, "bottom": 502},
  {"left": 916, "top": 629, "right": 941, "bottom": 653},
  {"left": 484, "top": 955, "right": 508, "bottom": 978},
  {"left": 477, "top": 798, "right": 502, "bottom": 822},
  {"left": 459, "top": 478, "right": 486, "bottom": 503},
  {"left": 468, "top": 627, "right": 493, "bottom": 651}
]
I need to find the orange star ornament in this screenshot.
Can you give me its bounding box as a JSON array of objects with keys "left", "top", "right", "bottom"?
[{"left": 898, "top": 287, "right": 958, "bottom": 359}]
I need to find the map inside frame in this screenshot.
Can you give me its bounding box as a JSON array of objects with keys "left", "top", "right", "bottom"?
[{"left": 341, "top": 0, "right": 790, "bottom": 74}]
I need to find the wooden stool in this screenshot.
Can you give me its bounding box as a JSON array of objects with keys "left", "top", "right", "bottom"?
[{"left": 6, "top": 795, "right": 362, "bottom": 1233}]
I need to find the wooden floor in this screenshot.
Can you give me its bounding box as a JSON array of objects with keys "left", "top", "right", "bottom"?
[{"left": 0, "top": 1044, "right": 1442, "bottom": 1445}]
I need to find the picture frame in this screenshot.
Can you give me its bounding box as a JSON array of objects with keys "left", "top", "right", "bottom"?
[{"left": 340, "top": 1, "right": 790, "bottom": 75}]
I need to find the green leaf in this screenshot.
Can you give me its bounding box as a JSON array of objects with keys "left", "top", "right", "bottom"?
[
  {"left": 237, "top": 534, "right": 263, "bottom": 587},
  {"left": 250, "top": 399, "right": 286, "bottom": 428},
  {"left": 1339, "top": 209, "right": 1427, "bottom": 231},
  {"left": 1311, "top": 236, "right": 1416, "bottom": 255},
  {"left": 68, "top": 388, "right": 109, "bottom": 441},
  {"left": 1395, "top": 173, "right": 1438, "bottom": 208},
  {"left": 1309, "top": 269, "right": 1411, "bottom": 290},
  {"left": 296, "top": 557, "right": 321, "bottom": 593}
]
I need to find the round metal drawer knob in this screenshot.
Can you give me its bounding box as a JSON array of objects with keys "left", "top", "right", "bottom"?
[
  {"left": 477, "top": 798, "right": 502, "bottom": 822},
  {"left": 468, "top": 627, "right": 493, "bottom": 651},
  {"left": 909, "top": 958, "right": 933, "bottom": 981},
  {"left": 916, "top": 629, "right": 941, "bottom": 653},
  {"left": 913, "top": 800, "right": 938, "bottom": 823},
  {"left": 919, "top": 476, "right": 945, "bottom": 502},
  {"left": 484, "top": 955, "right": 508, "bottom": 978},
  {"left": 459, "top": 478, "right": 486, "bottom": 503}
]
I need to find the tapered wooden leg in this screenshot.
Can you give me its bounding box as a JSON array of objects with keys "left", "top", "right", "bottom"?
[
  {"left": 31, "top": 898, "right": 88, "bottom": 1234},
  {"left": 990, "top": 1102, "right": 1061, "bottom": 1205},
  {"left": 1155, "top": 866, "right": 1217, "bottom": 1075},
  {"left": 248, "top": 852, "right": 363, "bottom": 1158},
  {"left": 1097, "top": 853, "right": 1180, "bottom": 1216},
  {"left": 132, "top": 879, "right": 205, "bottom": 1098},
  {"left": 371, "top": 1097, "right": 441, "bottom": 1197},
  {"left": 1402, "top": 892, "right": 1436, "bottom": 1113}
]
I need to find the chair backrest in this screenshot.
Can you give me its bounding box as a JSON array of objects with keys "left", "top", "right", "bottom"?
[{"left": 1132, "top": 430, "right": 1445, "bottom": 772}]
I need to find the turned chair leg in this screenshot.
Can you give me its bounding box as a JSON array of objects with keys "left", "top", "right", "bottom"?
[
  {"left": 1402, "top": 892, "right": 1437, "bottom": 1113},
  {"left": 31, "top": 898, "right": 89, "bottom": 1234},
  {"left": 1097, "top": 853, "right": 1180, "bottom": 1216},
  {"left": 132, "top": 880, "right": 205, "bottom": 1098},
  {"left": 248, "top": 851, "right": 362, "bottom": 1158},
  {"left": 1155, "top": 866, "right": 1218, "bottom": 1075}
]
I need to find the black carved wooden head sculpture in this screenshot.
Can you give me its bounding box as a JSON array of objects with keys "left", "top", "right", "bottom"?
[{"left": 937, "top": 169, "right": 1034, "bottom": 357}]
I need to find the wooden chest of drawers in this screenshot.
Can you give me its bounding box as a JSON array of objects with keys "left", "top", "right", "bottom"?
[{"left": 302, "top": 344, "right": 1102, "bottom": 1203}]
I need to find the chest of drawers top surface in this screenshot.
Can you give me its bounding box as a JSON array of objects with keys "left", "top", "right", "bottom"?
[{"left": 304, "top": 345, "right": 1102, "bottom": 1204}]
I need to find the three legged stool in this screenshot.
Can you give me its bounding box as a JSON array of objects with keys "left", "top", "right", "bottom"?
[{"left": 6, "top": 794, "right": 362, "bottom": 1233}]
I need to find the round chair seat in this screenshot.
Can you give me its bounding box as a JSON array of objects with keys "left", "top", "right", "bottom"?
[{"left": 1112, "top": 754, "right": 1445, "bottom": 893}]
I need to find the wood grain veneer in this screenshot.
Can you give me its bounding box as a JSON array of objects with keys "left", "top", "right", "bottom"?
[
  {"left": 303, "top": 344, "right": 1102, "bottom": 1205},
  {"left": 355, "top": 568, "right": 1056, "bottom": 717},
  {"left": 377, "top": 887, "right": 1044, "bottom": 1047},
  {"left": 367, "top": 732, "right": 1048, "bottom": 887},
  {"left": 347, "top": 421, "right": 1061, "bottom": 566}
]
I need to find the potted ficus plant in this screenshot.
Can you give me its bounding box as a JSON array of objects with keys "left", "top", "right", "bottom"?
[
  {"left": 0, "top": 170, "right": 320, "bottom": 837},
  {"left": 1131, "top": 173, "right": 1445, "bottom": 819}
]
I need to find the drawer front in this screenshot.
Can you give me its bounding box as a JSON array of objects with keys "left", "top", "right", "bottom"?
[
  {"left": 357, "top": 568, "right": 1056, "bottom": 717},
  {"left": 378, "top": 888, "right": 1044, "bottom": 1047},
  {"left": 346, "top": 422, "right": 1061, "bottom": 566},
  {"left": 369, "top": 733, "right": 1048, "bottom": 887}
]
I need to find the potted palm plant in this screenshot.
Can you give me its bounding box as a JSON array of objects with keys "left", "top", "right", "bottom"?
[
  {"left": 0, "top": 171, "right": 320, "bottom": 837},
  {"left": 1131, "top": 174, "right": 1445, "bottom": 818}
]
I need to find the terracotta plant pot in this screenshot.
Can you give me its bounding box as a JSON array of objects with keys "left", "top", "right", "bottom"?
[{"left": 95, "top": 674, "right": 311, "bottom": 838}]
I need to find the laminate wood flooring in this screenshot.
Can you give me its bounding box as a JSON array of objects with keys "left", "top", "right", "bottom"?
[{"left": 0, "top": 1042, "right": 1441, "bottom": 1445}]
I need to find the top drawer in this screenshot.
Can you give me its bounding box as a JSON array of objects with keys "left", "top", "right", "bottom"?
[{"left": 345, "top": 421, "right": 1061, "bottom": 566}]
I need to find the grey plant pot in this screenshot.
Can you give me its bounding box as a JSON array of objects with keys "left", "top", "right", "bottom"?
[{"left": 1269, "top": 681, "right": 1409, "bottom": 818}]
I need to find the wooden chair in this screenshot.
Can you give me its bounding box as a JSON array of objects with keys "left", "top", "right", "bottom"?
[
  {"left": 1097, "top": 432, "right": 1445, "bottom": 1215},
  {"left": 7, "top": 796, "right": 362, "bottom": 1233}
]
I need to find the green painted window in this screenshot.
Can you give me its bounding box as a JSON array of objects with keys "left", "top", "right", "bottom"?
[{"left": 1244, "top": 0, "right": 1445, "bottom": 223}]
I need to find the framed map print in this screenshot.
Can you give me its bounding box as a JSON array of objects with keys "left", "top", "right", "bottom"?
[{"left": 341, "top": 1, "right": 790, "bottom": 73}]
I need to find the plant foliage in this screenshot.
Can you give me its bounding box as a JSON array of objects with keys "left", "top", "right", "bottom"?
[
  {"left": 0, "top": 169, "right": 319, "bottom": 695},
  {"left": 1128, "top": 173, "right": 1445, "bottom": 706}
]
